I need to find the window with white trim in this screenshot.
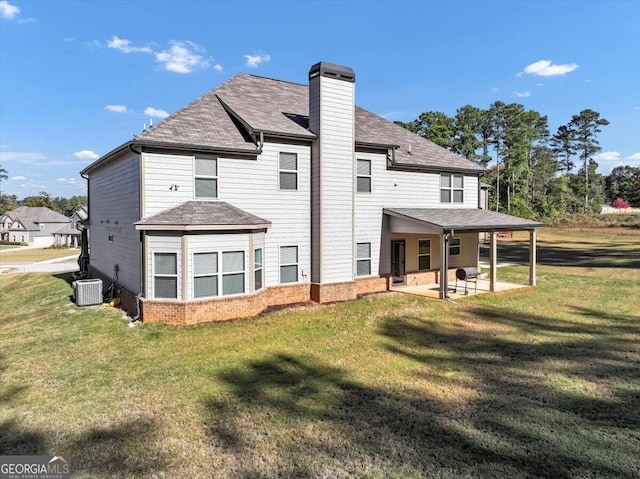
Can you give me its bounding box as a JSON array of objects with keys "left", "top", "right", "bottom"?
[
  {"left": 154, "top": 252, "right": 178, "bottom": 299},
  {"left": 418, "top": 239, "right": 431, "bottom": 270},
  {"left": 280, "top": 246, "right": 298, "bottom": 283},
  {"left": 449, "top": 237, "right": 461, "bottom": 256},
  {"left": 194, "top": 252, "right": 218, "bottom": 298},
  {"left": 440, "top": 174, "right": 464, "bottom": 203},
  {"left": 279, "top": 152, "right": 298, "bottom": 190},
  {"left": 222, "top": 251, "right": 245, "bottom": 295},
  {"left": 356, "top": 242, "right": 371, "bottom": 276},
  {"left": 195, "top": 156, "right": 218, "bottom": 198},
  {"left": 254, "top": 248, "right": 263, "bottom": 291},
  {"left": 356, "top": 159, "right": 372, "bottom": 193}
]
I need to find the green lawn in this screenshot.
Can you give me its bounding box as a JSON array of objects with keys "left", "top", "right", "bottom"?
[
  {"left": 1, "top": 229, "right": 638, "bottom": 478},
  {"left": 0, "top": 247, "right": 80, "bottom": 264}
]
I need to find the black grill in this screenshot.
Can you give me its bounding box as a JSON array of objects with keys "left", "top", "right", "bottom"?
[
  {"left": 454, "top": 267, "right": 479, "bottom": 295},
  {"left": 456, "top": 267, "right": 478, "bottom": 281}
]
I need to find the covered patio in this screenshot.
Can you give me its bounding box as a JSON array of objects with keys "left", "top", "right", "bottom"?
[{"left": 384, "top": 208, "right": 543, "bottom": 300}]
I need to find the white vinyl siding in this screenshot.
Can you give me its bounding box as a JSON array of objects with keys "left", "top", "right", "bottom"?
[
  {"left": 280, "top": 246, "right": 298, "bottom": 284},
  {"left": 354, "top": 150, "right": 479, "bottom": 277},
  {"left": 195, "top": 156, "right": 218, "bottom": 198},
  {"left": 142, "top": 144, "right": 310, "bottom": 290},
  {"left": 440, "top": 174, "right": 464, "bottom": 203},
  {"left": 418, "top": 239, "right": 431, "bottom": 271},
  {"left": 89, "top": 150, "right": 141, "bottom": 293},
  {"left": 449, "top": 237, "right": 461, "bottom": 256},
  {"left": 309, "top": 75, "right": 355, "bottom": 284},
  {"left": 154, "top": 253, "right": 178, "bottom": 299},
  {"left": 356, "top": 159, "right": 372, "bottom": 193},
  {"left": 193, "top": 252, "right": 218, "bottom": 298},
  {"left": 279, "top": 152, "right": 298, "bottom": 190},
  {"left": 356, "top": 242, "right": 371, "bottom": 276},
  {"left": 254, "top": 248, "right": 263, "bottom": 291}
]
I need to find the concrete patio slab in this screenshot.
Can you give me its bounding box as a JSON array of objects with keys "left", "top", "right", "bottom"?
[{"left": 394, "top": 279, "right": 528, "bottom": 299}]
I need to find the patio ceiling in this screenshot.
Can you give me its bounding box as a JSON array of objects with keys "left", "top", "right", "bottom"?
[{"left": 384, "top": 208, "right": 542, "bottom": 233}]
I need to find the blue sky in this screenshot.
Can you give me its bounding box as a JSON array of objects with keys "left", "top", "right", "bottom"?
[{"left": 1, "top": 0, "right": 639, "bottom": 198}]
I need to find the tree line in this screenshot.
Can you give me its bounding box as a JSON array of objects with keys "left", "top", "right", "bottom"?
[
  {"left": 395, "top": 103, "right": 639, "bottom": 219},
  {"left": 0, "top": 167, "right": 86, "bottom": 217}
]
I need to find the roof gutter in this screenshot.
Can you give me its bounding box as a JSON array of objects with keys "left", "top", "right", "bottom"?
[{"left": 388, "top": 162, "right": 486, "bottom": 175}]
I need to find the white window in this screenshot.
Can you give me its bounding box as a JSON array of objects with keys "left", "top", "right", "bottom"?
[
  {"left": 440, "top": 174, "right": 464, "bottom": 203},
  {"left": 418, "top": 239, "right": 431, "bottom": 271},
  {"left": 449, "top": 237, "right": 461, "bottom": 256},
  {"left": 356, "top": 159, "right": 372, "bottom": 193},
  {"left": 222, "top": 251, "right": 245, "bottom": 295},
  {"left": 254, "top": 248, "right": 263, "bottom": 291},
  {"left": 194, "top": 252, "right": 218, "bottom": 298},
  {"left": 279, "top": 152, "right": 298, "bottom": 190},
  {"left": 356, "top": 242, "right": 371, "bottom": 276},
  {"left": 195, "top": 156, "right": 218, "bottom": 198},
  {"left": 154, "top": 253, "right": 178, "bottom": 299},
  {"left": 280, "top": 246, "right": 298, "bottom": 283}
]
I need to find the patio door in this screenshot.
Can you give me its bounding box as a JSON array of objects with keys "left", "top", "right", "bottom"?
[{"left": 391, "top": 240, "right": 406, "bottom": 285}]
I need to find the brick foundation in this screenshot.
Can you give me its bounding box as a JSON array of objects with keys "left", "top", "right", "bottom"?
[
  {"left": 88, "top": 265, "right": 139, "bottom": 317},
  {"left": 310, "top": 281, "right": 357, "bottom": 304},
  {"left": 141, "top": 283, "right": 310, "bottom": 325},
  {"left": 355, "top": 276, "right": 390, "bottom": 295}
]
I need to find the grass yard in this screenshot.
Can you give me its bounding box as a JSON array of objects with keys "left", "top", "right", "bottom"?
[
  {"left": 0, "top": 247, "right": 80, "bottom": 264},
  {"left": 1, "top": 229, "right": 639, "bottom": 478}
]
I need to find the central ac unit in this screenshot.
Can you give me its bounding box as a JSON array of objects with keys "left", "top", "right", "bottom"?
[{"left": 73, "top": 279, "right": 103, "bottom": 307}]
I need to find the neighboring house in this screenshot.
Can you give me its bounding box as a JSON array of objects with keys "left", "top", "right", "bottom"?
[
  {"left": 81, "top": 62, "right": 541, "bottom": 325},
  {"left": 0, "top": 206, "right": 72, "bottom": 247}
]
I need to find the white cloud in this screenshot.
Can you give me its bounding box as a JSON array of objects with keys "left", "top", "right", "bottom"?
[
  {"left": 10, "top": 175, "right": 26, "bottom": 180},
  {"left": 144, "top": 107, "right": 169, "bottom": 119},
  {"left": 56, "top": 177, "right": 77, "bottom": 183},
  {"left": 584, "top": 79, "right": 592, "bottom": 83},
  {"left": 155, "top": 41, "right": 210, "bottom": 73},
  {"left": 626, "top": 152, "right": 640, "bottom": 161},
  {"left": 491, "top": 87, "right": 500, "bottom": 92},
  {"left": 213, "top": 64, "right": 223, "bottom": 72},
  {"left": 72, "top": 150, "right": 99, "bottom": 160},
  {"left": 535, "top": 83, "right": 543, "bottom": 87},
  {"left": 521, "top": 60, "right": 579, "bottom": 77},
  {"left": 0, "top": 1, "right": 19, "bottom": 20},
  {"left": 0, "top": 151, "right": 47, "bottom": 163},
  {"left": 594, "top": 151, "right": 620, "bottom": 161},
  {"left": 514, "top": 91, "right": 531, "bottom": 98},
  {"left": 64, "top": 37, "right": 74, "bottom": 42},
  {"left": 106, "top": 35, "right": 153, "bottom": 54},
  {"left": 18, "top": 17, "right": 35, "bottom": 23},
  {"left": 105, "top": 104, "right": 129, "bottom": 113},
  {"left": 244, "top": 53, "right": 271, "bottom": 68}
]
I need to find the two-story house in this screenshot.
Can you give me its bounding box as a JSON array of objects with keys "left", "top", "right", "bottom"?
[
  {"left": 81, "top": 62, "right": 541, "bottom": 324},
  {"left": 0, "top": 206, "right": 72, "bottom": 246}
]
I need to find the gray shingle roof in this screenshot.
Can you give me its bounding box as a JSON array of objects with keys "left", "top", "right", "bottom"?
[
  {"left": 10, "top": 206, "right": 70, "bottom": 223},
  {"left": 135, "top": 201, "right": 271, "bottom": 230},
  {"left": 136, "top": 78, "right": 258, "bottom": 152},
  {"left": 133, "top": 73, "right": 483, "bottom": 172},
  {"left": 385, "top": 208, "right": 542, "bottom": 231}
]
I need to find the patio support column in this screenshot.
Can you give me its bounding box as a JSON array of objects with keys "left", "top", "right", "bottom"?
[
  {"left": 439, "top": 233, "right": 446, "bottom": 299},
  {"left": 489, "top": 231, "right": 497, "bottom": 292},
  {"left": 529, "top": 229, "right": 537, "bottom": 286}
]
